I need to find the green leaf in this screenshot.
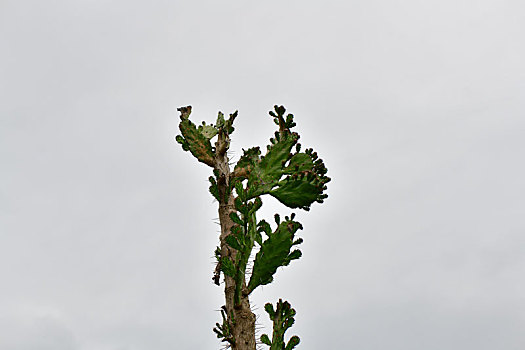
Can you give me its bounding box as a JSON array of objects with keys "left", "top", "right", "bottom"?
[
  {"left": 284, "top": 250, "right": 302, "bottom": 265},
  {"left": 234, "top": 147, "right": 261, "bottom": 177},
  {"left": 220, "top": 257, "right": 236, "bottom": 277},
  {"left": 264, "top": 303, "right": 275, "bottom": 318},
  {"left": 257, "top": 220, "right": 271, "bottom": 235},
  {"left": 215, "top": 112, "right": 225, "bottom": 127},
  {"left": 283, "top": 153, "right": 314, "bottom": 174},
  {"left": 260, "top": 334, "right": 271, "bottom": 346},
  {"left": 198, "top": 124, "right": 218, "bottom": 139},
  {"left": 230, "top": 106, "right": 330, "bottom": 211},
  {"left": 234, "top": 181, "right": 247, "bottom": 202},
  {"left": 256, "top": 135, "right": 296, "bottom": 185},
  {"left": 229, "top": 212, "right": 244, "bottom": 226},
  {"left": 254, "top": 231, "right": 263, "bottom": 246},
  {"left": 176, "top": 107, "right": 215, "bottom": 167},
  {"left": 286, "top": 336, "right": 300, "bottom": 350},
  {"left": 208, "top": 176, "right": 219, "bottom": 201},
  {"left": 225, "top": 234, "right": 242, "bottom": 251},
  {"left": 247, "top": 219, "right": 303, "bottom": 293},
  {"left": 215, "top": 111, "right": 237, "bottom": 135},
  {"left": 270, "top": 177, "right": 322, "bottom": 210},
  {"left": 261, "top": 299, "right": 300, "bottom": 350}
]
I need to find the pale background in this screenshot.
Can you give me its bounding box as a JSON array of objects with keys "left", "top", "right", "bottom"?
[{"left": 1, "top": 1, "right": 524, "bottom": 349}]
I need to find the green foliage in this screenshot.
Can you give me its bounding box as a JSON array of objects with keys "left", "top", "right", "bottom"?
[
  {"left": 247, "top": 214, "right": 303, "bottom": 294},
  {"left": 176, "top": 105, "right": 330, "bottom": 349},
  {"left": 220, "top": 255, "right": 236, "bottom": 278},
  {"left": 177, "top": 105, "right": 329, "bottom": 209},
  {"left": 213, "top": 305, "right": 235, "bottom": 346},
  {"left": 233, "top": 105, "right": 330, "bottom": 210},
  {"left": 175, "top": 107, "right": 238, "bottom": 168},
  {"left": 176, "top": 106, "right": 216, "bottom": 167},
  {"left": 260, "top": 299, "right": 300, "bottom": 350},
  {"left": 215, "top": 111, "right": 237, "bottom": 135},
  {"left": 208, "top": 175, "right": 219, "bottom": 201},
  {"left": 222, "top": 192, "right": 263, "bottom": 306}
]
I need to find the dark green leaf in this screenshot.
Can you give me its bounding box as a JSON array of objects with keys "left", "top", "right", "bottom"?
[
  {"left": 225, "top": 235, "right": 242, "bottom": 251},
  {"left": 247, "top": 220, "right": 303, "bottom": 293},
  {"left": 177, "top": 108, "right": 215, "bottom": 167},
  {"left": 270, "top": 177, "right": 321, "bottom": 209},
  {"left": 220, "top": 257, "right": 236, "bottom": 277},
  {"left": 229, "top": 212, "right": 244, "bottom": 226},
  {"left": 284, "top": 250, "right": 302, "bottom": 265},
  {"left": 286, "top": 336, "right": 300, "bottom": 350},
  {"left": 260, "top": 334, "right": 271, "bottom": 345}
]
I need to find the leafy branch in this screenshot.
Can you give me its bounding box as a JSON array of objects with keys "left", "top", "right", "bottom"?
[{"left": 260, "top": 299, "right": 300, "bottom": 350}]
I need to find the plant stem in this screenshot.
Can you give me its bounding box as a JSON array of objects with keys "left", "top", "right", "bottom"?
[{"left": 216, "top": 132, "right": 256, "bottom": 350}]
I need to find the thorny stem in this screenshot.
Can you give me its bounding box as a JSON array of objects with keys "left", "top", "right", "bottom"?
[{"left": 215, "top": 125, "right": 256, "bottom": 350}]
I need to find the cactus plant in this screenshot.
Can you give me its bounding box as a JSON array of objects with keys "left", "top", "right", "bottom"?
[
  {"left": 260, "top": 299, "right": 300, "bottom": 350},
  {"left": 176, "top": 105, "right": 330, "bottom": 349}
]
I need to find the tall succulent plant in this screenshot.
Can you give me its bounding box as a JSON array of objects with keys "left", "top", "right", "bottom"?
[{"left": 176, "top": 105, "right": 330, "bottom": 350}]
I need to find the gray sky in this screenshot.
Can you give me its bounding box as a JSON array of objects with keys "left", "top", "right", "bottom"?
[{"left": 1, "top": 0, "right": 524, "bottom": 349}]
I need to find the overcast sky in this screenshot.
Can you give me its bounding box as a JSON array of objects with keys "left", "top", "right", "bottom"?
[{"left": 1, "top": 0, "right": 524, "bottom": 349}]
